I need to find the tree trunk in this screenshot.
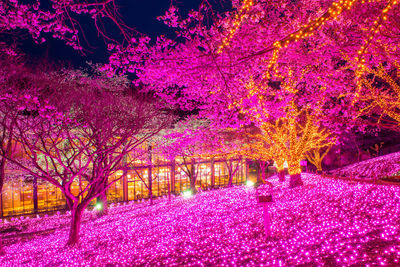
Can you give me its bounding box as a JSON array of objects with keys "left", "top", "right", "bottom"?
[
  {"left": 148, "top": 168, "right": 153, "bottom": 205},
  {"left": 289, "top": 173, "right": 303, "bottom": 188},
  {"left": 227, "top": 160, "right": 237, "bottom": 187},
  {"left": 316, "top": 159, "right": 322, "bottom": 173},
  {"left": 278, "top": 169, "right": 285, "bottom": 182},
  {"left": 190, "top": 159, "right": 198, "bottom": 194},
  {"left": 288, "top": 160, "right": 303, "bottom": 188},
  {"left": 259, "top": 161, "right": 267, "bottom": 183},
  {"left": 190, "top": 177, "right": 197, "bottom": 194},
  {"left": 227, "top": 160, "right": 233, "bottom": 187},
  {"left": 96, "top": 178, "right": 108, "bottom": 216},
  {"left": 227, "top": 175, "right": 233, "bottom": 187},
  {"left": 67, "top": 206, "right": 84, "bottom": 246},
  {"left": 148, "top": 184, "right": 153, "bottom": 205},
  {"left": 275, "top": 159, "right": 286, "bottom": 182}
]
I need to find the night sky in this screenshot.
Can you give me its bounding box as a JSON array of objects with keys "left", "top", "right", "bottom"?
[{"left": 20, "top": 0, "right": 231, "bottom": 67}]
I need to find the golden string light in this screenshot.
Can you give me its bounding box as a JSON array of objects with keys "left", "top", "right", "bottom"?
[
  {"left": 356, "top": 64, "right": 400, "bottom": 125},
  {"left": 353, "top": 0, "right": 398, "bottom": 104},
  {"left": 217, "top": 0, "right": 254, "bottom": 54},
  {"left": 266, "top": 0, "right": 358, "bottom": 74}
]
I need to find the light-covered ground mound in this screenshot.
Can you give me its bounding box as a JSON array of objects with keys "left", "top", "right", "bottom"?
[
  {"left": 1, "top": 174, "right": 400, "bottom": 266},
  {"left": 331, "top": 151, "right": 400, "bottom": 180}
]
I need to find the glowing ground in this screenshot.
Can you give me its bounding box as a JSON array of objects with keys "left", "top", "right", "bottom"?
[{"left": 1, "top": 174, "right": 400, "bottom": 266}]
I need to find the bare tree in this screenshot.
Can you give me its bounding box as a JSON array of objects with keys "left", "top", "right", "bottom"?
[
  {"left": 159, "top": 119, "right": 213, "bottom": 194},
  {"left": 131, "top": 145, "right": 158, "bottom": 205},
  {"left": 201, "top": 129, "right": 245, "bottom": 187}
]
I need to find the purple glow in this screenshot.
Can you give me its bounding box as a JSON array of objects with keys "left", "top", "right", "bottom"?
[{"left": 1, "top": 174, "right": 400, "bottom": 265}]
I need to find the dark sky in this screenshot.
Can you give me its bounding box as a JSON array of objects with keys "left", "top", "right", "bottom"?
[{"left": 20, "top": 0, "right": 231, "bottom": 67}]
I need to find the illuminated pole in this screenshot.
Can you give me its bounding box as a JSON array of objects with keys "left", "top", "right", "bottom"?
[
  {"left": 33, "top": 176, "right": 38, "bottom": 214},
  {"left": 245, "top": 159, "right": 249, "bottom": 183},
  {"left": 123, "top": 169, "right": 128, "bottom": 202},
  {"left": 122, "top": 155, "right": 128, "bottom": 202},
  {"left": 170, "top": 159, "right": 176, "bottom": 195},
  {"left": 211, "top": 158, "right": 215, "bottom": 188},
  {"left": 167, "top": 175, "right": 171, "bottom": 201},
  {"left": 148, "top": 145, "right": 153, "bottom": 205}
]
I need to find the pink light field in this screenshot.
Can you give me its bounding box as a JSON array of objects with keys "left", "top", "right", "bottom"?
[{"left": 1, "top": 173, "right": 400, "bottom": 266}]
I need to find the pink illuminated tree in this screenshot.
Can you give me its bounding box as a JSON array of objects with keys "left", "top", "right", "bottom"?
[
  {"left": 8, "top": 68, "right": 172, "bottom": 246},
  {"left": 102, "top": 0, "right": 399, "bottom": 172},
  {"left": 130, "top": 144, "right": 163, "bottom": 206},
  {"left": 103, "top": 0, "right": 353, "bottom": 121},
  {"left": 200, "top": 128, "right": 245, "bottom": 187},
  {"left": 0, "top": 0, "right": 131, "bottom": 52},
  {"left": 159, "top": 119, "right": 219, "bottom": 194},
  {"left": 100, "top": 1, "right": 362, "bottom": 184},
  {"left": 0, "top": 54, "right": 49, "bottom": 254},
  {"left": 0, "top": 0, "right": 132, "bottom": 250}
]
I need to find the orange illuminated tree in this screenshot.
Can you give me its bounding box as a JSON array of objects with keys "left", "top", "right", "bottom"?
[
  {"left": 305, "top": 145, "right": 333, "bottom": 174},
  {"left": 241, "top": 130, "right": 286, "bottom": 183},
  {"left": 233, "top": 66, "right": 337, "bottom": 187},
  {"left": 356, "top": 63, "right": 400, "bottom": 127},
  {"left": 256, "top": 103, "right": 336, "bottom": 188}
]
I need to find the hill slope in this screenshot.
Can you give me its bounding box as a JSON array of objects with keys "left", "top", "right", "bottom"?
[{"left": 330, "top": 151, "right": 400, "bottom": 180}]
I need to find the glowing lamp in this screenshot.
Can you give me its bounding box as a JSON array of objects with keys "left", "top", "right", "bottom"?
[
  {"left": 246, "top": 180, "right": 255, "bottom": 187},
  {"left": 183, "top": 190, "right": 192, "bottom": 198},
  {"left": 95, "top": 203, "right": 103, "bottom": 211}
]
